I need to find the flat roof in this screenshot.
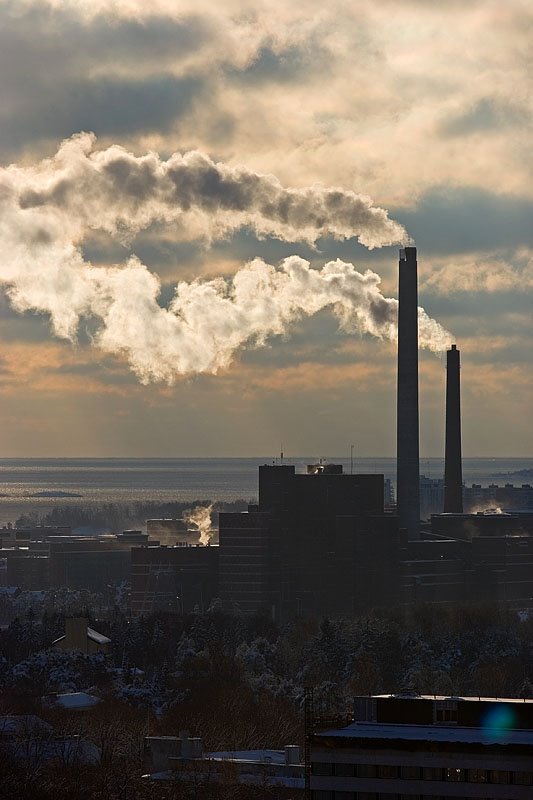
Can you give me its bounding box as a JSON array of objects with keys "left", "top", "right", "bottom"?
[
  {"left": 52, "top": 692, "right": 100, "bottom": 709},
  {"left": 207, "top": 749, "right": 300, "bottom": 765},
  {"left": 316, "top": 722, "right": 533, "bottom": 746},
  {"left": 371, "top": 694, "right": 533, "bottom": 704},
  {"left": 87, "top": 627, "right": 111, "bottom": 645}
]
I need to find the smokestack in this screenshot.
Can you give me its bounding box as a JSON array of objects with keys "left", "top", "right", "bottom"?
[
  {"left": 397, "top": 246, "right": 420, "bottom": 539},
  {"left": 444, "top": 344, "right": 463, "bottom": 513}
]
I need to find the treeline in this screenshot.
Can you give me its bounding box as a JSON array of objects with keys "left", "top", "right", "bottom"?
[
  {"left": 3, "top": 603, "right": 533, "bottom": 722},
  {"left": 15, "top": 499, "right": 251, "bottom": 533}
]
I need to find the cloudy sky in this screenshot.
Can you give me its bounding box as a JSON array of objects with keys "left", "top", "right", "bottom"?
[{"left": 0, "top": 0, "right": 531, "bottom": 458}]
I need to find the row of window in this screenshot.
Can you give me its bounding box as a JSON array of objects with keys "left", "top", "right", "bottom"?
[
  {"left": 314, "top": 794, "right": 517, "bottom": 800},
  {"left": 312, "top": 762, "right": 533, "bottom": 785}
]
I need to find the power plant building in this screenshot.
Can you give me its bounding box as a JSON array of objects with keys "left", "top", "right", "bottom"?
[
  {"left": 130, "top": 543, "right": 219, "bottom": 615},
  {"left": 219, "top": 464, "right": 400, "bottom": 620}
]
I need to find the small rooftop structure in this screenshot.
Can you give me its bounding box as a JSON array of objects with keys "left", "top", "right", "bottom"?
[{"left": 53, "top": 617, "right": 111, "bottom": 655}]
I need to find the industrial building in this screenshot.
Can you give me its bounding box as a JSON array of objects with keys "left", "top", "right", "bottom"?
[
  {"left": 219, "top": 463, "right": 400, "bottom": 620},
  {"left": 1, "top": 250, "right": 531, "bottom": 618},
  {"left": 143, "top": 731, "right": 304, "bottom": 791},
  {"left": 0, "top": 531, "right": 150, "bottom": 592},
  {"left": 130, "top": 543, "right": 218, "bottom": 615},
  {"left": 311, "top": 694, "right": 533, "bottom": 798},
  {"left": 146, "top": 518, "right": 192, "bottom": 545},
  {"left": 401, "top": 532, "right": 533, "bottom": 611},
  {"left": 420, "top": 481, "right": 533, "bottom": 519},
  {"left": 216, "top": 246, "right": 533, "bottom": 619}
]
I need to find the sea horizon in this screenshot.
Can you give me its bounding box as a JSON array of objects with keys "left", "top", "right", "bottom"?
[{"left": 1, "top": 455, "right": 532, "bottom": 528}]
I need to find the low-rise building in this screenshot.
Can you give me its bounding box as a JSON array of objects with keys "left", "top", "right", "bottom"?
[
  {"left": 144, "top": 731, "right": 304, "bottom": 791},
  {"left": 311, "top": 694, "right": 533, "bottom": 799}
]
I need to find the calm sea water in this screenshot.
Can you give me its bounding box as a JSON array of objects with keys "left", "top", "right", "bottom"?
[{"left": 0, "top": 457, "right": 532, "bottom": 526}]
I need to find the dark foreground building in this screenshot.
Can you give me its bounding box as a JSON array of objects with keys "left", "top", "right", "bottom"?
[
  {"left": 130, "top": 543, "right": 218, "bottom": 615},
  {"left": 219, "top": 464, "right": 400, "bottom": 620},
  {"left": 0, "top": 532, "right": 150, "bottom": 592},
  {"left": 311, "top": 694, "right": 533, "bottom": 798}
]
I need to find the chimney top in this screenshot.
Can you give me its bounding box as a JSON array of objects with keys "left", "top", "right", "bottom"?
[{"left": 399, "top": 246, "right": 417, "bottom": 261}]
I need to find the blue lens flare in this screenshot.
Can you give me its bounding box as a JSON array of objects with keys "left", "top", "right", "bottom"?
[{"left": 482, "top": 704, "right": 518, "bottom": 743}]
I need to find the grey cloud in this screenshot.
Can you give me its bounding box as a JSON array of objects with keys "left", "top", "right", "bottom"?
[
  {"left": 0, "top": 75, "right": 204, "bottom": 155},
  {"left": 424, "top": 293, "right": 533, "bottom": 322},
  {"left": 0, "top": 4, "right": 216, "bottom": 157},
  {"left": 226, "top": 44, "right": 323, "bottom": 85},
  {"left": 81, "top": 230, "right": 206, "bottom": 277},
  {"left": 462, "top": 341, "right": 533, "bottom": 367},
  {"left": 0, "top": 6, "right": 209, "bottom": 80},
  {"left": 439, "top": 97, "right": 531, "bottom": 137},
  {"left": 391, "top": 187, "right": 533, "bottom": 254}
]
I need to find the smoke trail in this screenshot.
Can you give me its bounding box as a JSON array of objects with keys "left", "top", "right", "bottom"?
[
  {"left": 183, "top": 504, "right": 215, "bottom": 545},
  {"left": 1, "top": 249, "right": 452, "bottom": 382},
  {"left": 11, "top": 133, "right": 407, "bottom": 248},
  {"left": 0, "top": 133, "right": 453, "bottom": 383}
]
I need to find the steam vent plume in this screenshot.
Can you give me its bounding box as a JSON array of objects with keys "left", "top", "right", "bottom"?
[
  {"left": 396, "top": 246, "right": 420, "bottom": 539},
  {"left": 444, "top": 344, "right": 464, "bottom": 513}
]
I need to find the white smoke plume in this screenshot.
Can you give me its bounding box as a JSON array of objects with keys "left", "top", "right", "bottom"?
[
  {"left": 10, "top": 133, "right": 408, "bottom": 249},
  {"left": 183, "top": 504, "right": 215, "bottom": 545},
  {"left": 0, "top": 133, "right": 453, "bottom": 383}
]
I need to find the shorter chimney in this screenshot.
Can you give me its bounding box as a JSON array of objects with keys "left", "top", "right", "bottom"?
[{"left": 444, "top": 344, "right": 463, "bottom": 513}]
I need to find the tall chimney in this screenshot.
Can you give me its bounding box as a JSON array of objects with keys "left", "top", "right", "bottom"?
[
  {"left": 397, "top": 246, "right": 420, "bottom": 539},
  {"left": 444, "top": 344, "right": 463, "bottom": 513}
]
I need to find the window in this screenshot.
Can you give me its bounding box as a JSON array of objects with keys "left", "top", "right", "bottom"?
[
  {"left": 335, "top": 763, "right": 356, "bottom": 777},
  {"left": 313, "top": 762, "right": 334, "bottom": 776},
  {"left": 422, "top": 767, "right": 442, "bottom": 780},
  {"left": 436, "top": 708, "right": 457, "bottom": 723},
  {"left": 356, "top": 764, "right": 377, "bottom": 778},
  {"left": 513, "top": 771, "right": 533, "bottom": 785},
  {"left": 489, "top": 770, "right": 509, "bottom": 784},
  {"left": 378, "top": 765, "right": 399, "bottom": 778},
  {"left": 445, "top": 767, "right": 464, "bottom": 782},
  {"left": 468, "top": 769, "right": 488, "bottom": 783},
  {"left": 400, "top": 766, "right": 421, "bottom": 779}
]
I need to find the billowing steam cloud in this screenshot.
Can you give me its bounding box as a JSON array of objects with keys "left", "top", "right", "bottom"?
[
  {"left": 11, "top": 133, "right": 408, "bottom": 249},
  {"left": 0, "top": 133, "right": 453, "bottom": 383},
  {"left": 183, "top": 504, "right": 215, "bottom": 545}
]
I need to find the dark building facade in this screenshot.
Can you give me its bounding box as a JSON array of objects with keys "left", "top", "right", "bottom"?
[
  {"left": 130, "top": 543, "right": 219, "bottom": 615},
  {"left": 47, "top": 535, "right": 140, "bottom": 592},
  {"left": 401, "top": 515, "right": 533, "bottom": 612},
  {"left": 464, "top": 483, "right": 533, "bottom": 511},
  {"left": 312, "top": 694, "right": 533, "bottom": 799},
  {"left": 0, "top": 532, "right": 150, "bottom": 592},
  {"left": 219, "top": 464, "right": 399, "bottom": 620},
  {"left": 431, "top": 511, "right": 533, "bottom": 540}
]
